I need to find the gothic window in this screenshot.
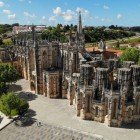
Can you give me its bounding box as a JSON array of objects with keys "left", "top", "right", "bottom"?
[
  {"left": 105, "top": 98, "right": 108, "bottom": 115},
  {"left": 42, "top": 51, "right": 47, "bottom": 70},
  {"left": 95, "top": 106, "right": 99, "bottom": 117},
  {"left": 112, "top": 99, "right": 117, "bottom": 119},
  {"left": 86, "top": 95, "right": 91, "bottom": 113},
  {"left": 73, "top": 53, "right": 77, "bottom": 73},
  {"left": 136, "top": 97, "right": 140, "bottom": 115},
  {"left": 127, "top": 108, "right": 133, "bottom": 117},
  {"left": 29, "top": 50, "right": 35, "bottom": 72}
]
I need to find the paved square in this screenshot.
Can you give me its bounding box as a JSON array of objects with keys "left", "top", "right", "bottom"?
[{"left": 1, "top": 79, "right": 140, "bottom": 140}]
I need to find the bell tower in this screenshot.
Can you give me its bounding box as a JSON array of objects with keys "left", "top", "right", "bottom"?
[
  {"left": 78, "top": 11, "right": 82, "bottom": 35},
  {"left": 77, "top": 11, "right": 85, "bottom": 51}
]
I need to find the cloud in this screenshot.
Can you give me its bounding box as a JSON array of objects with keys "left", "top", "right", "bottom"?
[
  {"left": 76, "top": 7, "right": 92, "bottom": 22},
  {"left": 49, "top": 16, "right": 56, "bottom": 21},
  {"left": 52, "top": 7, "right": 91, "bottom": 23},
  {"left": 95, "top": 16, "right": 99, "bottom": 19},
  {"left": 53, "top": 7, "right": 62, "bottom": 16},
  {"left": 101, "top": 18, "right": 111, "bottom": 22},
  {"left": 8, "top": 14, "right": 16, "bottom": 20},
  {"left": 0, "top": 1, "right": 4, "bottom": 7},
  {"left": 24, "top": 12, "right": 36, "bottom": 18},
  {"left": 62, "top": 10, "right": 74, "bottom": 22},
  {"left": 42, "top": 16, "right": 46, "bottom": 20},
  {"left": 3, "top": 9, "right": 11, "bottom": 14},
  {"left": 53, "top": 7, "right": 75, "bottom": 22},
  {"left": 28, "top": 1, "right": 31, "bottom": 4},
  {"left": 76, "top": 7, "right": 89, "bottom": 14},
  {"left": 103, "top": 5, "right": 109, "bottom": 10},
  {"left": 117, "top": 14, "right": 123, "bottom": 19}
]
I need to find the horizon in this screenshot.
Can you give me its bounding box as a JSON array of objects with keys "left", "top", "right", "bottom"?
[{"left": 0, "top": 0, "right": 140, "bottom": 26}]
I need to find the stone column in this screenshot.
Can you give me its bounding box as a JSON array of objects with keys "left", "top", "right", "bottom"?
[
  {"left": 80, "top": 94, "right": 86, "bottom": 119},
  {"left": 76, "top": 92, "right": 81, "bottom": 116},
  {"left": 62, "top": 79, "right": 67, "bottom": 99}
]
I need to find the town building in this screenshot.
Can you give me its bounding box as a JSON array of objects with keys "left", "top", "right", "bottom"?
[{"left": 12, "top": 25, "right": 46, "bottom": 34}]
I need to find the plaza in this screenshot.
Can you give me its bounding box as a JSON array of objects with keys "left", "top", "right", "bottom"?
[{"left": 0, "top": 79, "right": 140, "bottom": 140}]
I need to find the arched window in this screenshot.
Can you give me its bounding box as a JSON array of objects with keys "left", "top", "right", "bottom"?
[
  {"left": 112, "top": 99, "right": 117, "bottom": 119},
  {"left": 105, "top": 98, "right": 108, "bottom": 115},
  {"left": 29, "top": 49, "right": 35, "bottom": 72},
  {"left": 42, "top": 51, "right": 47, "bottom": 70},
  {"left": 86, "top": 95, "right": 91, "bottom": 112},
  {"left": 127, "top": 108, "right": 133, "bottom": 117},
  {"left": 95, "top": 106, "right": 99, "bottom": 117},
  {"left": 136, "top": 97, "right": 140, "bottom": 115}
]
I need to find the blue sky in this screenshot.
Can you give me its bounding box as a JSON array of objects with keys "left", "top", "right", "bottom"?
[{"left": 0, "top": 0, "right": 140, "bottom": 26}]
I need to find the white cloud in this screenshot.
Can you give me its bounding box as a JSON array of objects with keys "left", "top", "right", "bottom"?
[
  {"left": 63, "top": 10, "right": 74, "bottom": 22},
  {"left": 53, "top": 7, "right": 62, "bottom": 16},
  {"left": 76, "top": 7, "right": 89, "bottom": 14},
  {"left": 8, "top": 14, "right": 16, "bottom": 20},
  {"left": 95, "top": 16, "right": 99, "bottom": 19},
  {"left": 0, "top": 1, "right": 4, "bottom": 7},
  {"left": 101, "top": 18, "right": 111, "bottom": 22},
  {"left": 51, "top": 7, "right": 91, "bottom": 23},
  {"left": 53, "top": 7, "right": 75, "bottom": 22},
  {"left": 3, "top": 9, "right": 11, "bottom": 14},
  {"left": 24, "top": 12, "right": 36, "bottom": 18},
  {"left": 76, "top": 7, "right": 90, "bottom": 18},
  {"left": 49, "top": 16, "right": 56, "bottom": 21},
  {"left": 117, "top": 14, "right": 123, "bottom": 19},
  {"left": 103, "top": 5, "right": 109, "bottom": 10},
  {"left": 42, "top": 16, "right": 46, "bottom": 20}
]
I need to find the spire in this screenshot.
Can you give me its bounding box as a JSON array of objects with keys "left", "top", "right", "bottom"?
[
  {"left": 31, "top": 24, "right": 35, "bottom": 41},
  {"left": 78, "top": 11, "right": 82, "bottom": 34}
]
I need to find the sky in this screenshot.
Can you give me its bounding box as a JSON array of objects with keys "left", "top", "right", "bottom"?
[{"left": 0, "top": 0, "right": 140, "bottom": 26}]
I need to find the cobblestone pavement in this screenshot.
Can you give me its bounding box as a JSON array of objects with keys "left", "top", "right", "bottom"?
[
  {"left": 0, "top": 122, "right": 102, "bottom": 140},
  {"left": 1, "top": 79, "right": 140, "bottom": 140}
]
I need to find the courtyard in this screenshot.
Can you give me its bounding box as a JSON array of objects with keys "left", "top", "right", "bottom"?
[{"left": 0, "top": 79, "right": 140, "bottom": 140}]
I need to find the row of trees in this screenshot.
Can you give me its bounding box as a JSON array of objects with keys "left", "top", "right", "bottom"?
[
  {"left": 0, "top": 23, "right": 19, "bottom": 35},
  {"left": 41, "top": 24, "right": 135, "bottom": 43},
  {"left": 0, "top": 23, "right": 138, "bottom": 43},
  {"left": 0, "top": 63, "right": 29, "bottom": 117},
  {"left": 84, "top": 29, "right": 135, "bottom": 43}
]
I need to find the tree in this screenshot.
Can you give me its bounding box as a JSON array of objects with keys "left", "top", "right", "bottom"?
[
  {"left": 0, "top": 63, "right": 19, "bottom": 84},
  {"left": 0, "top": 93, "right": 20, "bottom": 116},
  {"left": 0, "top": 37, "right": 3, "bottom": 46},
  {"left": 138, "top": 55, "right": 140, "bottom": 66},
  {"left": 19, "top": 99, "right": 29, "bottom": 115},
  {"left": 0, "top": 82, "right": 7, "bottom": 96},
  {"left": 12, "top": 23, "right": 19, "bottom": 27},
  {"left": 0, "top": 93, "right": 29, "bottom": 117},
  {"left": 0, "top": 63, "right": 19, "bottom": 94},
  {"left": 115, "top": 41, "right": 120, "bottom": 49},
  {"left": 120, "top": 48, "right": 140, "bottom": 64},
  {"left": 3, "top": 38, "right": 13, "bottom": 46}
]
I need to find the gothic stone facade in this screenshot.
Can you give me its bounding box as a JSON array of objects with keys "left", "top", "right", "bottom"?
[{"left": 10, "top": 13, "right": 140, "bottom": 127}]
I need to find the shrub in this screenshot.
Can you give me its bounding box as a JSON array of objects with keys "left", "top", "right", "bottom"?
[
  {"left": 0, "top": 82, "right": 8, "bottom": 96},
  {"left": 0, "top": 93, "right": 29, "bottom": 117},
  {"left": 19, "top": 99, "right": 29, "bottom": 115},
  {"left": 11, "top": 109, "right": 19, "bottom": 116}
]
